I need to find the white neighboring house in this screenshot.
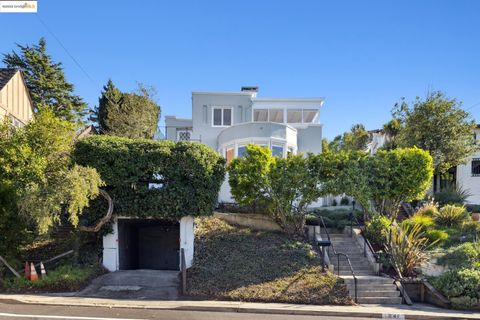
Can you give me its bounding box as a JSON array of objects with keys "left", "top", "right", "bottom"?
[
  {"left": 165, "top": 86, "right": 325, "bottom": 203},
  {"left": 367, "top": 127, "right": 480, "bottom": 205}
]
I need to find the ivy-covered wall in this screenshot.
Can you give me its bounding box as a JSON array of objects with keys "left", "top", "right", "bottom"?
[{"left": 73, "top": 136, "right": 225, "bottom": 220}]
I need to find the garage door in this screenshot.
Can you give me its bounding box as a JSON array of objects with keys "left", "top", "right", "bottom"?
[{"left": 118, "top": 219, "right": 180, "bottom": 270}]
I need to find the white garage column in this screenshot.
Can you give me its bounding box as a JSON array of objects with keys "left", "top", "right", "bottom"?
[
  {"left": 103, "top": 217, "right": 119, "bottom": 272},
  {"left": 179, "top": 216, "right": 194, "bottom": 268}
]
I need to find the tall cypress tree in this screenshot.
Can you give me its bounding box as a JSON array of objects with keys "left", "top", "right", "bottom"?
[
  {"left": 93, "top": 80, "right": 160, "bottom": 139},
  {"left": 3, "top": 38, "right": 88, "bottom": 125}
]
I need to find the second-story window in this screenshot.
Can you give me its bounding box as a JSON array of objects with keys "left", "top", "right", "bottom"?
[{"left": 212, "top": 107, "right": 232, "bottom": 127}]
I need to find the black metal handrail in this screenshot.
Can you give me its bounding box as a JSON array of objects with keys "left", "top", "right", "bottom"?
[
  {"left": 350, "top": 212, "right": 377, "bottom": 261},
  {"left": 318, "top": 216, "right": 358, "bottom": 303}
]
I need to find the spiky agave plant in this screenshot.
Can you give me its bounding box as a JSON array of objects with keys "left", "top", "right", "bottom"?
[{"left": 385, "top": 223, "right": 436, "bottom": 277}]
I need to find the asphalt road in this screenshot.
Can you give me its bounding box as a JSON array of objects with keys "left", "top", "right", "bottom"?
[{"left": 0, "top": 302, "right": 373, "bottom": 320}]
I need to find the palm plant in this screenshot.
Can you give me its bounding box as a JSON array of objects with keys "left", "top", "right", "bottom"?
[
  {"left": 434, "top": 205, "right": 469, "bottom": 227},
  {"left": 385, "top": 223, "right": 435, "bottom": 277}
]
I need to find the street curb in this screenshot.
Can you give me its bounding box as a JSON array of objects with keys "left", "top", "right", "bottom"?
[{"left": 0, "top": 295, "right": 478, "bottom": 320}]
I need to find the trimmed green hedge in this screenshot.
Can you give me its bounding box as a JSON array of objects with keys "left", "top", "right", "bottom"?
[{"left": 73, "top": 136, "right": 225, "bottom": 219}]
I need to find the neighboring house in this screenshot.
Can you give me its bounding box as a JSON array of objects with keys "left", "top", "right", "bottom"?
[
  {"left": 367, "top": 127, "right": 480, "bottom": 205},
  {"left": 165, "top": 86, "right": 325, "bottom": 203},
  {"left": 75, "top": 125, "right": 98, "bottom": 140},
  {"left": 0, "top": 68, "right": 34, "bottom": 127}
]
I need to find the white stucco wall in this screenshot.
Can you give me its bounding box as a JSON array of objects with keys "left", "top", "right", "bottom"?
[
  {"left": 456, "top": 150, "right": 480, "bottom": 204},
  {"left": 102, "top": 217, "right": 119, "bottom": 272},
  {"left": 102, "top": 216, "right": 195, "bottom": 272},
  {"left": 179, "top": 216, "right": 194, "bottom": 268}
]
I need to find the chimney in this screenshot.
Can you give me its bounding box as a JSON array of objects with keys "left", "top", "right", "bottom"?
[{"left": 241, "top": 86, "right": 259, "bottom": 97}]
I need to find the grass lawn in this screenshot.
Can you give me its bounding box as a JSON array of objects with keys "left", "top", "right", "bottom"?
[
  {"left": 0, "top": 264, "right": 104, "bottom": 293},
  {"left": 187, "top": 217, "right": 352, "bottom": 305}
]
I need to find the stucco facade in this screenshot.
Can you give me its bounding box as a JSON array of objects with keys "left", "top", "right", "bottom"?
[{"left": 165, "top": 87, "right": 325, "bottom": 203}]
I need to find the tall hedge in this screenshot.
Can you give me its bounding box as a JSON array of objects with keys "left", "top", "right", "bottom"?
[{"left": 73, "top": 136, "right": 225, "bottom": 219}]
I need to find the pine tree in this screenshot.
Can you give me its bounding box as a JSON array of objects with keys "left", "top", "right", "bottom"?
[
  {"left": 93, "top": 80, "right": 160, "bottom": 139},
  {"left": 3, "top": 38, "right": 88, "bottom": 125}
]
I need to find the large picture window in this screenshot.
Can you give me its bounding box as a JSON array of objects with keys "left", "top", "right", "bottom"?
[
  {"left": 253, "top": 109, "right": 268, "bottom": 122},
  {"left": 212, "top": 107, "right": 232, "bottom": 126}
]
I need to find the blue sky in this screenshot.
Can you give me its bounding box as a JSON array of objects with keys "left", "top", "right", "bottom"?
[{"left": 1, "top": 0, "right": 479, "bottom": 139}]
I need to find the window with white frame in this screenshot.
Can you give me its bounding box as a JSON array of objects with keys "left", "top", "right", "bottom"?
[
  {"left": 253, "top": 109, "right": 268, "bottom": 122},
  {"left": 271, "top": 145, "right": 284, "bottom": 157},
  {"left": 269, "top": 109, "right": 284, "bottom": 123},
  {"left": 212, "top": 107, "right": 232, "bottom": 126},
  {"left": 237, "top": 145, "right": 247, "bottom": 157},
  {"left": 472, "top": 158, "right": 480, "bottom": 176},
  {"left": 302, "top": 109, "right": 318, "bottom": 123},
  {"left": 8, "top": 115, "right": 24, "bottom": 128},
  {"left": 287, "top": 109, "right": 303, "bottom": 123}
]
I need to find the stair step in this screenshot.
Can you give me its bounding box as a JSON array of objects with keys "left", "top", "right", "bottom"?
[
  {"left": 356, "top": 296, "right": 403, "bottom": 304},
  {"left": 342, "top": 276, "right": 394, "bottom": 284},
  {"left": 347, "top": 284, "right": 396, "bottom": 290},
  {"left": 354, "top": 291, "right": 400, "bottom": 298}
]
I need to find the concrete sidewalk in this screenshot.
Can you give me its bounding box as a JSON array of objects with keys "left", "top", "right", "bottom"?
[{"left": 0, "top": 294, "right": 478, "bottom": 319}]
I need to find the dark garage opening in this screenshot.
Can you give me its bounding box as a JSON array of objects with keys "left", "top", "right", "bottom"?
[{"left": 118, "top": 219, "right": 180, "bottom": 270}]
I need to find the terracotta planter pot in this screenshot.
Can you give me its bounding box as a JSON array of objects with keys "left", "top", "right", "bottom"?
[{"left": 472, "top": 213, "right": 480, "bottom": 222}]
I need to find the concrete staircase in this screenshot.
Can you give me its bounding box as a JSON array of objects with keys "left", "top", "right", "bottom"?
[{"left": 324, "top": 231, "right": 403, "bottom": 304}]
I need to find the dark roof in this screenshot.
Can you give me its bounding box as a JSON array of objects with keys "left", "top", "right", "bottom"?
[
  {"left": 75, "top": 125, "right": 98, "bottom": 140},
  {"left": 0, "top": 68, "right": 18, "bottom": 91}
]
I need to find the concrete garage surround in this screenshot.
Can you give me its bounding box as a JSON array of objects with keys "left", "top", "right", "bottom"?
[{"left": 103, "top": 216, "right": 194, "bottom": 272}]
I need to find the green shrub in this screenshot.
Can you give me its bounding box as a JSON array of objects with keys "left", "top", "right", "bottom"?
[
  {"left": 462, "top": 221, "right": 480, "bottom": 241},
  {"left": 387, "top": 223, "right": 433, "bottom": 276},
  {"left": 365, "top": 214, "right": 390, "bottom": 248},
  {"left": 73, "top": 136, "right": 225, "bottom": 220},
  {"left": 424, "top": 229, "right": 449, "bottom": 245},
  {"left": 434, "top": 186, "right": 471, "bottom": 206},
  {"left": 340, "top": 196, "right": 350, "bottom": 206},
  {"left": 311, "top": 209, "right": 362, "bottom": 230},
  {"left": 415, "top": 204, "right": 439, "bottom": 217},
  {"left": 430, "top": 268, "right": 480, "bottom": 309},
  {"left": 401, "top": 215, "right": 434, "bottom": 232},
  {"left": 0, "top": 182, "right": 28, "bottom": 259},
  {"left": 434, "top": 205, "right": 469, "bottom": 227},
  {"left": 438, "top": 242, "right": 480, "bottom": 269},
  {"left": 305, "top": 214, "right": 320, "bottom": 226},
  {"left": 1, "top": 264, "right": 102, "bottom": 293}
]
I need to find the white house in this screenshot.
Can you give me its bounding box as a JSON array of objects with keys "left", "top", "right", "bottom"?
[
  {"left": 165, "top": 86, "right": 325, "bottom": 203},
  {"left": 367, "top": 127, "right": 480, "bottom": 205}
]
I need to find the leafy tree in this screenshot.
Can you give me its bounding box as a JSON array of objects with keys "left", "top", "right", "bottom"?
[
  {"left": 0, "top": 182, "right": 28, "bottom": 258},
  {"left": 0, "top": 109, "right": 103, "bottom": 234},
  {"left": 369, "top": 148, "right": 434, "bottom": 218},
  {"left": 343, "top": 124, "right": 371, "bottom": 151},
  {"left": 3, "top": 38, "right": 88, "bottom": 124},
  {"left": 92, "top": 81, "right": 161, "bottom": 139},
  {"left": 325, "top": 124, "right": 372, "bottom": 152},
  {"left": 380, "top": 119, "right": 402, "bottom": 150},
  {"left": 393, "top": 91, "right": 476, "bottom": 174},
  {"left": 310, "top": 150, "right": 374, "bottom": 217},
  {"left": 228, "top": 145, "right": 319, "bottom": 235},
  {"left": 311, "top": 148, "right": 433, "bottom": 219}
]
